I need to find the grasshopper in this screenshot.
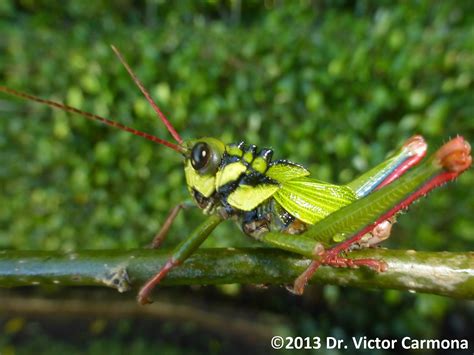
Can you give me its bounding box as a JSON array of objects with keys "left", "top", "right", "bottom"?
[{"left": 0, "top": 46, "right": 471, "bottom": 305}]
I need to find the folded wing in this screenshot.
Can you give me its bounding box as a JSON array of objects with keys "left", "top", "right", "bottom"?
[{"left": 273, "top": 177, "right": 357, "bottom": 225}]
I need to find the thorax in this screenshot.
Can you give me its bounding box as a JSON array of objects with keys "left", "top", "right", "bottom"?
[{"left": 186, "top": 141, "right": 308, "bottom": 238}]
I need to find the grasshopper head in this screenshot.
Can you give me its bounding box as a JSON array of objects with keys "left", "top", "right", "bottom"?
[{"left": 183, "top": 137, "right": 226, "bottom": 198}]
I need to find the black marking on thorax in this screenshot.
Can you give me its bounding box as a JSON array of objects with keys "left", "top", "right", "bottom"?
[
  {"left": 219, "top": 144, "right": 276, "bottom": 190},
  {"left": 213, "top": 142, "right": 276, "bottom": 216}
]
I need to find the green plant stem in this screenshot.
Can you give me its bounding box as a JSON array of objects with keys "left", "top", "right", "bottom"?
[{"left": 0, "top": 248, "right": 472, "bottom": 299}]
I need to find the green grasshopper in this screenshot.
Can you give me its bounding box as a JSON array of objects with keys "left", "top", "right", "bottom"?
[{"left": 0, "top": 46, "right": 471, "bottom": 305}]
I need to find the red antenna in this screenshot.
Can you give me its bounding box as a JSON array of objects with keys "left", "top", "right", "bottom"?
[
  {"left": 111, "top": 45, "right": 183, "bottom": 145},
  {"left": 0, "top": 86, "right": 185, "bottom": 154}
]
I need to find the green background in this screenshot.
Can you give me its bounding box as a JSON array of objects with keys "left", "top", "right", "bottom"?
[{"left": 0, "top": 1, "right": 473, "bottom": 354}]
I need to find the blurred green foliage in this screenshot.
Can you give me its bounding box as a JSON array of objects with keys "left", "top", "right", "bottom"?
[{"left": 0, "top": 0, "right": 473, "bottom": 354}]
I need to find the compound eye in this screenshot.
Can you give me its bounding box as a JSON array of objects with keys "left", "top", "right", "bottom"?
[{"left": 191, "top": 142, "right": 211, "bottom": 170}]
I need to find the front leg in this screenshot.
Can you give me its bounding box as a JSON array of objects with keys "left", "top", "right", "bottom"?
[
  {"left": 150, "top": 201, "right": 194, "bottom": 248},
  {"left": 138, "top": 214, "right": 223, "bottom": 305}
]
